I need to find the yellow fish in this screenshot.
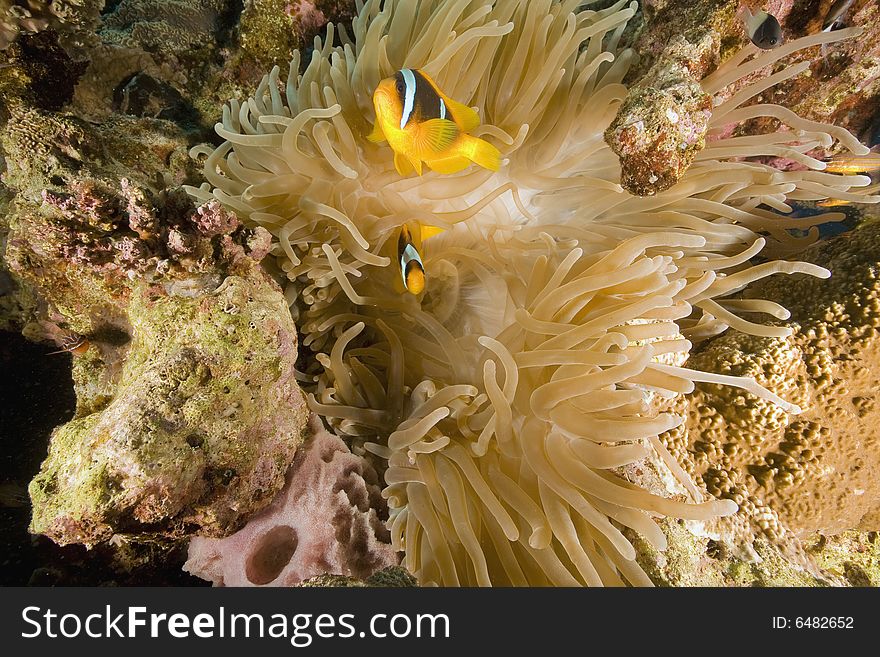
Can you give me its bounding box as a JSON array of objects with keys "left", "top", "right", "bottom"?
[
  {"left": 817, "top": 152, "right": 880, "bottom": 207},
  {"left": 395, "top": 222, "right": 444, "bottom": 295},
  {"left": 368, "top": 68, "right": 501, "bottom": 177},
  {"left": 822, "top": 152, "right": 880, "bottom": 176}
]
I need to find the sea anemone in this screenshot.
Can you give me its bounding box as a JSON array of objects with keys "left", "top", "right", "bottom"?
[{"left": 187, "top": 0, "right": 878, "bottom": 585}]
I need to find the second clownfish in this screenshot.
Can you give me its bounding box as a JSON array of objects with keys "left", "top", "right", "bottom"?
[
  {"left": 368, "top": 68, "right": 501, "bottom": 177},
  {"left": 395, "top": 222, "right": 444, "bottom": 295}
]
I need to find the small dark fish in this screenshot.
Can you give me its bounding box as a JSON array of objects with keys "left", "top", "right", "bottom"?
[
  {"left": 741, "top": 8, "right": 784, "bottom": 49},
  {"left": 0, "top": 482, "right": 29, "bottom": 509},
  {"left": 822, "top": 0, "right": 855, "bottom": 32}
]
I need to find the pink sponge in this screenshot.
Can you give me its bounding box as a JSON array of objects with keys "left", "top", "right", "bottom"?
[{"left": 184, "top": 415, "right": 399, "bottom": 586}]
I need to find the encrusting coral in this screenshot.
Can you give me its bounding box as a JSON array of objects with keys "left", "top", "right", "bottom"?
[
  {"left": 99, "top": 0, "right": 230, "bottom": 54},
  {"left": 237, "top": 0, "right": 357, "bottom": 71},
  {"left": 182, "top": 0, "right": 877, "bottom": 586},
  {"left": 298, "top": 565, "right": 418, "bottom": 587},
  {"left": 663, "top": 220, "right": 880, "bottom": 556},
  {"left": 605, "top": 0, "right": 736, "bottom": 195},
  {"left": 184, "top": 414, "right": 398, "bottom": 586}
]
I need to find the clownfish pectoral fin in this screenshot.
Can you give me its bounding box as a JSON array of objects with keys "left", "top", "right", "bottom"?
[
  {"left": 462, "top": 134, "right": 502, "bottom": 172},
  {"left": 442, "top": 96, "right": 481, "bottom": 133},
  {"left": 425, "top": 155, "right": 471, "bottom": 175},
  {"left": 413, "top": 118, "right": 460, "bottom": 157},
  {"left": 394, "top": 151, "right": 416, "bottom": 176},
  {"left": 367, "top": 121, "right": 386, "bottom": 143}
]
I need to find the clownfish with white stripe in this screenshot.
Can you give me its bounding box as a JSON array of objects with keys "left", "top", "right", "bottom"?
[
  {"left": 395, "top": 222, "right": 445, "bottom": 295},
  {"left": 368, "top": 68, "right": 501, "bottom": 177}
]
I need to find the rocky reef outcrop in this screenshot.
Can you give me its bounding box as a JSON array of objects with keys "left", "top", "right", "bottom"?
[
  {"left": 0, "top": 0, "right": 104, "bottom": 53},
  {"left": 4, "top": 180, "right": 309, "bottom": 546},
  {"left": 605, "top": 0, "right": 732, "bottom": 195}
]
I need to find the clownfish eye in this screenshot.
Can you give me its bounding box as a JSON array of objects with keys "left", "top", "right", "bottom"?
[{"left": 396, "top": 79, "right": 405, "bottom": 93}]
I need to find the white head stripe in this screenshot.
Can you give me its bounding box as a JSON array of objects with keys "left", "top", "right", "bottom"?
[
  {"left": 401, "top": 243, "right": 422, "bottom": 288},
  {"left": 400, "top": 69, "right": 416, "bottom": 129},
  {"left": 439, "top": 97, "right": 446, "bottom": 120}
]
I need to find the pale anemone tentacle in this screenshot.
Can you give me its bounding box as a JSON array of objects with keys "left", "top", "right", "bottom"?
[{"left": 187, "top": 0, "right": 877, "bottom": 586}]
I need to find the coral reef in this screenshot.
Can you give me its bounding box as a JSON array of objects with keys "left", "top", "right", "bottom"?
[
  {"left": 620, "top": 0, "right": 880, "bottom": 163},
  {"left": 662, "top": 221, "right": 880, "bottom": 556},
  {"left": 4, "top": 180, "right": 308, "bottom": 546},
  {"left": 809, "top": 530, "right": 880, "bottom": 586},
  {"left": 0, "top": 0, "right": 103, "bottom": 53},
  {"left": 189, "top": 0, "right": 877, "bottom": 586},
  {"left": 99, "top": 0, "right": 230, "bottom": 54},
  {"left": 754, "top": 0, "right": 880, "bottom": 152},
  {"left": 2, "top": 30, "right": 89, "bottom": 111},
  {"left": 629, "top": 516, "right": 880, "bottom": 586},
  {"left": 2, "top": 0, "right": 879, "bottom": 587},
  {"left": 185, "top": 415, "right": 398, "bottom": 586}
]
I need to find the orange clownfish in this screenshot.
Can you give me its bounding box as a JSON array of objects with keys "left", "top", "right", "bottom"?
[
  {"left": 368, "top": 68, "right": 501, "bottom": 177},
  {"left": 396, "top": 222, "right": 444, "bottom": 295}
]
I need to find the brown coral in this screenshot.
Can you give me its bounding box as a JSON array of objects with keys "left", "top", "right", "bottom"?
[{"left": 664, "top": 221, "right": 880, "bottom": 554}]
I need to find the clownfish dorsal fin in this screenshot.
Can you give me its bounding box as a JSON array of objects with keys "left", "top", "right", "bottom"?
[
  {"left": 417, "top": 70, "right": 482, "bottom": 132},
  {"left": 444, "top": 98, "right": 481, "bottom": 133},
  {"left": 413, "top": 118, "right": 460, "bottom": 156}
]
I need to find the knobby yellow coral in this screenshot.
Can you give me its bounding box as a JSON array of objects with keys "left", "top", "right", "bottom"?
[{"left": 187, "top": 0, "right": 878, "bottom": 585}]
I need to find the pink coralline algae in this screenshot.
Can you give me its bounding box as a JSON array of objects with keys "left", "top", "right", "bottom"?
[
  {"left": 184, "top": 415, "right": 399, "bottom": 586},
  {"left": 192, "top": 199, "right": 240, "bottom": 237}
]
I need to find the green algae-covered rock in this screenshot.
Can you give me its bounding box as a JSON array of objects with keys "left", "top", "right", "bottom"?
[
  {"left": 29, "top": 271, "right": 309, "bottom": 546},
  {"left": 8, "top": 180, "right": 310, "bottom": 547},
  {"left": 298, "top": 567, "right": 418, "bottom": 588}
]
